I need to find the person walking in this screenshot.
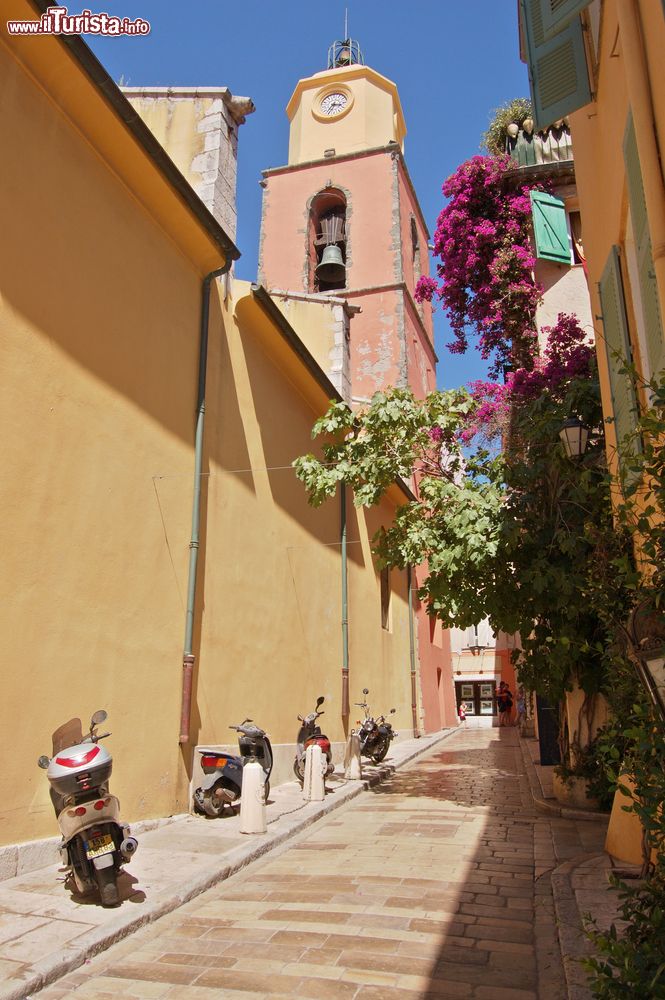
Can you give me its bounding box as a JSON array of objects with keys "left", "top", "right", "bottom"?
[
  {"left": 458, "top": 701, "right": 468, "bottom": 728},
  {"left": 515, "top": 686, "right": 527, "bottom": 734}
]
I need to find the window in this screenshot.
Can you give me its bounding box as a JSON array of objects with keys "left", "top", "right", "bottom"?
[
  {"left": 380, "top": 567, "right": 391, "bottom": 631},
  {"left": 623, "top": 115, "right": 665, "bottom": 378},
  {"left": 569, "top": 211, "right": 585, "bottom": 265},
  {"left": 531, "top": 191, "right": 572, "bottom": 263},
  {"left": 309, "top": 189, "right": 347, "bottom": 294},
  {"left": 410, "top": 216, "right": 421, "bottom": 282},
  {"left": 598, "top": 246, "right": 641, "bottom": 469},
  {"left": 520, "top": 0, "right": 592, "bottom": 128},
  {"left": 538, "top": 0, "right": 593, "bottom": 40}
]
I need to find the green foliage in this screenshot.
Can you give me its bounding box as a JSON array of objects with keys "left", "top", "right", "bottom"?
[
  {"left": 584, "top": 868, "right": 665, "bottom": 999},
  {"left": 584, "top": 700, "right": 665, "bottom": 998},
  {"left": 294, "top": 371, "right": 634, "bottom": 704},
  {"left": 482, "top": 97, "right": 533, "bottom": 155},
  {"left": 613, "top": 368, "right": 665, "bottom": 607},
  {"left": 582, "top": 372, "right": 665, "bottom": 998}
]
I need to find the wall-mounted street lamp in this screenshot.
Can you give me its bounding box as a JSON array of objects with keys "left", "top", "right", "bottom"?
[
  {"left": 628, "top": 600, "right": 665, "bottom": 720},
  {"left": 559, "top": 416, "right": 590, "bottom": 459}
]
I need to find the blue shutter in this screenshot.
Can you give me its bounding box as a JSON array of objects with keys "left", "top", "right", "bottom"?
[
  {"left": 598, "top": 247, "right": 641, "bottom": 470},
  {"left": 530, "top": 191, "right": 571, "bottom": 263},
  {"left": 623, "top": 115, "right": 665, "bottom": 378},
  {"left": 520, "top": 0, "right": 592, "bottom": 128},
  {"left": 541, "top": 0, "right": 592, "bottom": 41}
]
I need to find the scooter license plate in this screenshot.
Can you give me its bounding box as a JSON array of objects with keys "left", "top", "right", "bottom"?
[{"left": 84, "top": 834, "right": 114, "bottom": 860}]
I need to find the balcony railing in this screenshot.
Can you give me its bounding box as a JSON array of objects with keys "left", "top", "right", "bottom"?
[{"left": 506, "top": 122, "right": 573, "bottom": 167}]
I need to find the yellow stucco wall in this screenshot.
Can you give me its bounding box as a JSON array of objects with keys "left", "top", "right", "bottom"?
[
  {"left": 191, "top": 281, "right": 415, "bottom": 757},
  {"left": 570, "top": 0, "right": 665, "bottom": 465},
  {"left": 128, "top": 96, "right": 207, "bottom": 191},
  {"left": 287, "top": 65, "right": 406, "bottom": 165},
  {"left": 568, "top": 0, "right": 665, "bottom": 863},
  {"left": 0, "top": 30, "right": 415, "bottom": 848},
  {"left": 0, "top": 33, "right": 204, "bottom": 844}
]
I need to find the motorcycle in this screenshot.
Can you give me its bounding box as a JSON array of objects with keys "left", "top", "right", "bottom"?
[
  {"left": 293, "top": 696, "right": 335, "bottom": 783},
  {"left": 37, "top": 710, "right": 138, "bottom": 907},
  {"left": 355, "top": 688, "right": 396, "bottom": 763},
  {"left": 194, "top": 720, "right": 272, "bottom": 817}
]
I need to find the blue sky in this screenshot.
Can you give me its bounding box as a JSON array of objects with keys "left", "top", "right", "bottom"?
[{"left": 87, "top": 0, "right": 530, "bottom": 389}]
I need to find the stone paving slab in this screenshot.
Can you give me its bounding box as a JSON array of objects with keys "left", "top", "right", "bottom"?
[
  {"left": 0, "top": 729, "right": 454, "bottom": 1000},
  {"left": 36, "top": 728, "right": 594, "bottom": 1000}
]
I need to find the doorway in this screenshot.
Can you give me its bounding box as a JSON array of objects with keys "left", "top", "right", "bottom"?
[{"left": 455, "top": 680, "right": 496, "bottom": 719}]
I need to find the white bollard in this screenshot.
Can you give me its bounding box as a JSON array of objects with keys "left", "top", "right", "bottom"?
[
  {"left": 302, "top": 744, "right": 325, "bottom": 802},
  {"left": 239, "top": 760, "right": 267, "bottom": 834},
  {"left": 344, "top": 732, "right": 362, "bottom": 780}
]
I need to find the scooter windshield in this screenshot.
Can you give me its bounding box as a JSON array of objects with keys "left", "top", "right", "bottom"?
[{"left": 51, "top": 718, "right": 84, "bottom": 755}]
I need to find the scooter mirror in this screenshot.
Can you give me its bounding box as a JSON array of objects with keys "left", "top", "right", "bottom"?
[
  {"left": 91, "top": 710, "right": 108, "bottom": 727},
  {"left": 390, "top": 708, "right": 396, "bottom": 714},
  {"left": 363, "top": 688, "right": 369, "bottom": 695},
  {"left": 316, "top": 696, "right": 325, "bottom": 707},
  {"left": 37, "top": 755, "right": 50, "bottom": 769}
]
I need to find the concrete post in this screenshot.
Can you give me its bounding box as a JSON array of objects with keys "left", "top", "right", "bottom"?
[
  {"left": 239, "top": 760, "right": 267, "bottom": 834},
  {"left": 302, "top": 744, "right": 325, "bottom": 802},
  {"left": 344, "top": 733, "right": 362, "bottom": 780}
]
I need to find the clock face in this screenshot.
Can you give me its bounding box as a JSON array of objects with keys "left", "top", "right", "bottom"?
[{"left": 320, "top": 92, "right": 349, "bottom": 117}]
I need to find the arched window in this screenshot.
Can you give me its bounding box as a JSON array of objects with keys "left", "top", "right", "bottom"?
[
  {"left": 309, "top": 189, "right": 347, "bottom": 293},
  {"left": 411, "top": 215, "right": 421, "bottom": 283}
]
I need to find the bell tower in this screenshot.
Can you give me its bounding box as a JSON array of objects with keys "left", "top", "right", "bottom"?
[{"left": 258, "top": 38, "right": 437, "bottom": 406}]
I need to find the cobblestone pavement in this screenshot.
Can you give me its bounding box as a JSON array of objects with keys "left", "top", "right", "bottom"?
[{"left": 37, "top": 728, "right": 606, "bottom": 1000}]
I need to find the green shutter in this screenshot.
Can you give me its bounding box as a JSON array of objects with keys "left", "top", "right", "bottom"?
[
  {"left": 530, "top": 191, "right": 571, "bottom": 263},
  {"left": 623, "top": 114, "right": 665, "bottom": 378},
  {"left": 521, "top": 0, "right": 592, "bottom": 128},
  {"left": 598, "top": 247, "right": 640, "bottom": 466},
  {"left": 541, "top": 0, "right": 592, "bottom": 41}
]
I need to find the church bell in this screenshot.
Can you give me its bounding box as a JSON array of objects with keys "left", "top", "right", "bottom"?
[{"left": 316, "top": 244, "right": 346, "bottom": 283}]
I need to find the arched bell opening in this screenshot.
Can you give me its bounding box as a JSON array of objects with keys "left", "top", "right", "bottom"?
[{"left": 309, "top": 189, "right": 347, "bottom": 293}]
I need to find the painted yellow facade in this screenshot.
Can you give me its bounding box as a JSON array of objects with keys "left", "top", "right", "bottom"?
[
  {"left": 567, "top": 0, "right": 665, "bottom": 861},
  {"left": 0, "top": 10, "right": 417, "bottom": 858},
  {"left": 521, "top": 0, "right": 665, "bottom": 862}
]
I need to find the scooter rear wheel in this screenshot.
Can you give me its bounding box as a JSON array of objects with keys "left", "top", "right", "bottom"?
[
  {"left": 293, "top": 758, "right": 305, "bottom": 784},
  {"left": 94, "top": 866, "right": 119, "bottom": 907},
  {"left": 371, "top": 740, "right": 389, "bottom": 764},
  {"left": 71, "top": 865, "right": 95, "bottom": 896},
  {"left": 203, "top": 778, "right": 238, "bottom": 817}
]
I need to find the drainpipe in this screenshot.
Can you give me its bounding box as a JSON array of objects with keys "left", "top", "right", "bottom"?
[
  {"left": 179, "top": 265, "right": 229, "bottom": 745},
  {"left": 407, "top": 565, "right": 420, "bottom": 738},
  {"left": 616, "top": 1, "right": 665, "bottom": 276},
  {"left": 341, "top": 482, "right": 350, "bottom": 725}
]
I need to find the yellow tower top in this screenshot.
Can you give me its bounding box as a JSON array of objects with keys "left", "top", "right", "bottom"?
[{"left": 286, "top": 62, "right": 407, "bottom": 165}]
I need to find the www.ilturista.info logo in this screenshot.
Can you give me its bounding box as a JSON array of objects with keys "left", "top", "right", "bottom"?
[{"left": 7, "top": 6, "right": 150, "bottom": 35}]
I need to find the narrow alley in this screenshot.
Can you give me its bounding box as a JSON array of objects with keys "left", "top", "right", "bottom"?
[{"left": 36, "top": 729, "right": 607, "bottom": 1000}]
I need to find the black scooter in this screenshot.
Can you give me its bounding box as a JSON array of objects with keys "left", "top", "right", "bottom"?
[{"left": 355, "top": 689, "right": 396, "bottom": 763}]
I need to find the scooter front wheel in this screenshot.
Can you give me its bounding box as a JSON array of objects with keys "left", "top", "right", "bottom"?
[{"left": 293, "top": 757, "right": 305, "bottom": 784}]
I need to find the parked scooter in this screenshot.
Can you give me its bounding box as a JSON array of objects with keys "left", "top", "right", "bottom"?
[
  {"left": 355, "top": 689, "right": 397, "bottom": 763},
  {"left": 37, "top": 710, "right": 138, "bottom": 907},
  {"left": 194, "top": 720, "right": 273, "bottom": 817},
  {"left": 293, "top": 696, "right": 335, "bottom": 783}
]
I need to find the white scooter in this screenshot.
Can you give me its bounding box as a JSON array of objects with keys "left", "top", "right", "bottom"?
[{"left": 37, "top": 710, "right": 138, "bottom": 907}]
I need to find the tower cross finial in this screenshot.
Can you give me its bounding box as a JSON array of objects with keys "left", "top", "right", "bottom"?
[{"left": 344, "top": 7, "right": 348, "bottom": 40}]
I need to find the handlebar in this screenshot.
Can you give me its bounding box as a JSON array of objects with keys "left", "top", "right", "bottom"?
[{"left": 92, "top": 731, "right": 111, "bottom": 741}]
